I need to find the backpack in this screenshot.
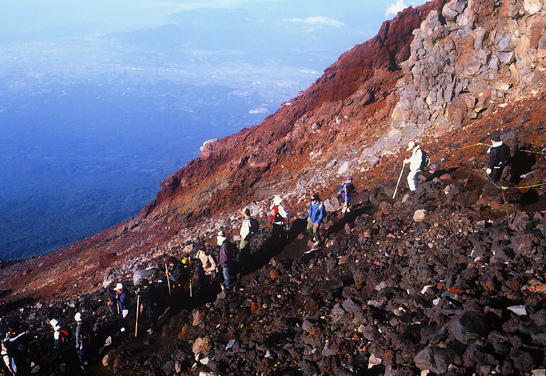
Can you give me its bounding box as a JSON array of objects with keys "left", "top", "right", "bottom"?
[
  {"left": 249, "top": 218, "right": 259, "bottom": 235},
  {"left": 59, "top": 323, "right": 72, "bottom": 345},
  {"left": 78, "top": 321, "right": 92, "bottom": 347},
  {"left": 420, "top": 149, "right": 430, "bottom": 170},
  {"left": 268, "top": 205, "right": 282, "bottom": 223}
]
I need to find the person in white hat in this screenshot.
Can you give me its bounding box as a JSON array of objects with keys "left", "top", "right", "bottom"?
[
  {"left": 107, "top": 283, "right": 129, "bottom": 332},
  {"left": 268, "top": 195, "right": 288, "bottom": 240},
  {"left": 74, "top": 312, "right": 91, "bottom": 370},
  {"left": 404, "top": 141, "right": 424, "bottom": 191},
  {"left": 49, "top": 319, "right": 61, "bottom": 349}
]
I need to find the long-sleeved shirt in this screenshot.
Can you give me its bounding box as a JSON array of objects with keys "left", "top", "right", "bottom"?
[
  {"left": 308, "top": 201, "right": 325, "bottom": 224},
  {"left": 240, "top": 217, "right": 251, "bottom": 240},
  {"left": 219, "top": 241, "right": 233, "bottom": 268},
  {"left": 197, "top": 251, "right": 216, "bottom": 275},
  {"left": 339, "top": 182, "right": 355, "bottom": 203},
  {"left": 408, "top": 146, "right": 423, "bottom": 172},
  {"left": 487, "top": 141, "right": 510, "bottom": 169}
]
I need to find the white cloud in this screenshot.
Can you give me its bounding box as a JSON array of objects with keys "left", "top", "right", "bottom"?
[
  {"left": 385, "top": 0, "right": 408, "bottom": 17},
  {"left": 287, "top": 16, "right": 345, "bottom": 28}
]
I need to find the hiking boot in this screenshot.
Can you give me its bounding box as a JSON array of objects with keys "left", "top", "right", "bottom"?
[{"left": 147, "top": 329, "right": 154, "bottom": 335}]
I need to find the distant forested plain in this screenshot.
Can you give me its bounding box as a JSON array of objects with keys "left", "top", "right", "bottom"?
[{"left": 0, "top": 80, "right": 274, "bottom": 260}]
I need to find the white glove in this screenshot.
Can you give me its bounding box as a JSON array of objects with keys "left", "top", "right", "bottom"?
[
  {"left": 403, "top": 159, "right": 409, "bottom": 164},
  {"left": 486, "top": 168, "right": 491, "bottom": 174}
]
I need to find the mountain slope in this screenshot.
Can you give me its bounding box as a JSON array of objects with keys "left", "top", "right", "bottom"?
[{"left": 3, "top": 0, "right": 546, "bottom": 374}]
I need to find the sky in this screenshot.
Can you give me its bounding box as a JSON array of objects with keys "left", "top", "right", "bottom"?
[{"left": 0, "top": 0, "right": 429, "bottom": 42}]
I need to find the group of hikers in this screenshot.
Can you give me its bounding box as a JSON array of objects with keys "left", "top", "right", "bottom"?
[{"left": 0, "top": 131, "right": 512, "bottom": 375}]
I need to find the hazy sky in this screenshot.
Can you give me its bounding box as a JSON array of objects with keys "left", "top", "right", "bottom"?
[{"left": 1, "top": 0, "right": 430, "bottom": 42}]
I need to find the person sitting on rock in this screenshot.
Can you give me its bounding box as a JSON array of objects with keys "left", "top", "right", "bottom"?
[
  {"left": 486, "top": 130, "right": 511, "bottom": 183},
  {"left": 166, "top": 256, "right": 185, "bottom": 294},
  {"left": 307, "top": 193, "right": 326, "bottom": 246},
  {"left": 339, "top": 176, "right": 356, "bottom": 213}
]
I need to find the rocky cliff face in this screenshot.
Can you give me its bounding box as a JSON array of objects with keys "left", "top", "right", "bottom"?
[{"left": 3, "top": 0, "right": 546, "bottom": 375}]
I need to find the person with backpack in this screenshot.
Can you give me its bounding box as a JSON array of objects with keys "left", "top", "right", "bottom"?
[
  {"left": 486, "top": 130, "right": 511, "bottom": 183},
  {"left": 307, "top": 193, "right": 326, "bottom": 246},
  {"left": 268, "top": 196, "right": 288, "bottom": 240},
  {"left": 196, "top": 244, "right": 217, "bottom": 293},
  {"left": 218, "top": 231, "right": 234, "bottom": 291},
  {"left": 404, "top": 141, "right": 428, "bottom": 191},
  {"left": 339, "top": 176, "right": 356, "bottom": 213},
  {"left": 239, "top": 208, "right": 259, "bottom": 261},
  {"left": 107, "top": 283, "right": 129, "bottom": 332},
  {"left": 1, "top": 327, "right": 28, "bottom": 376},
  {"left": 166, "top": 256, "right": 185, "bottom": 295},
  {"left": 74, "top": 313, "right": 92, "bottom": 370},
  {"left": 136, "top": 279, "right": 157, "bottom": 335}
]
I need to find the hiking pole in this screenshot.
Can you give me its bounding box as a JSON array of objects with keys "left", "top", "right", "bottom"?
[
  {"left": 189, "top": 279, "right": 193, "bottom": 298},
  {"left": 135, "top": 295, "right": 140, "bottom": 337},
  {"left": 165, "top": 263, "right": 171, "bottom": 296},
  {"left": 393, "top": 162, "right": 405, "bottom": 199}
]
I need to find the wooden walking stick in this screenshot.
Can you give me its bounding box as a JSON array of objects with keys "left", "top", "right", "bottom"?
[
  {"left": 165, "top": 263, "right": 171, "bottom": 296},
  {"left": 393, "top": 162, "right": 406, "bottom": 199},
  {"left": 135, "top": 294, "right": 140, "bottom": 337},
  {"left": 189, "top": 279, "right": 193, "bottom": 298}
]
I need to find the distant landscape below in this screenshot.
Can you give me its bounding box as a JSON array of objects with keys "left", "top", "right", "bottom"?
[
  {"left": 0, "top": 79, "right": 291, "bottom": 261},
  {"left": 0, "top": 0, "right": 390, "bottom": 260}
]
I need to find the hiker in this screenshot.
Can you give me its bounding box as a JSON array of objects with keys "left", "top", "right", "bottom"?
[
  {"left": 49, "top": 319, "right": 61, "bottom": 349},
  {"left": 196, "top": 244, "right": 217, "bottom": 293},
  {"left": 136, "top": 279, "right": 157, "bottom": 335},
  {"left": 486, "top": 130, "right": 511, "bottom": 183},
  {"left": 404, "top": 141, "right": 426, "bottom": 191},
  {"left": 108, "top": 283, "right": 129, "bottom": 332},
  {"left": 307, "top": 193, "right": 326, "bottom": 246},
  {"left": 268, "top": 195, "right": 288, "bottom": 240},
  {"left": 339, "top": 176, "right": 356, "bottom": 213},
  {"left": 74, "top": 313, "right": 92, "bottom": 370},
  {"left": 166, "top": 256, "right": 185, "bottom": 294},
  {"left": 1, "top": 328, "right": 28, "bottom": 376},
  {"left": 218, "top": 231, "right": 234, "bottom": 291},
  {"left": 238, "top": 208, "right": 259, "bottom": 261}
]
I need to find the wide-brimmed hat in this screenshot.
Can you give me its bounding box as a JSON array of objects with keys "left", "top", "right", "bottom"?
[
  {"left": 407, "top": 141, "right": 416, "bottom": 151},
  {"left": 272, "top": 195, "right": 282, "bottom": 205},
  {"left": 74, "top": 313, "right": 82, "bottom": 322},
  {"left": 115, "top": 283, "right": 123, "bottom": 290}
]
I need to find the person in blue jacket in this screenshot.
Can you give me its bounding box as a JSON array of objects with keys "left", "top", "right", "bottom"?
[
  {"left": 339, "top": 176, "right": 355, "bottom": 213},
  {"left": 107, "top": 283, "right": 129, "bottom": 332},
  {"left": 307, "top": 193, "right": 326, "bottom": 245}
]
